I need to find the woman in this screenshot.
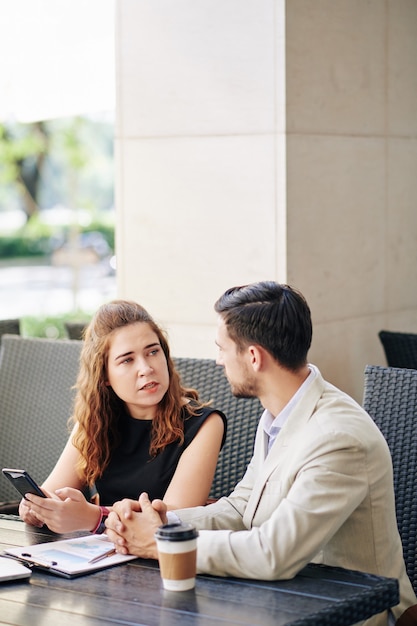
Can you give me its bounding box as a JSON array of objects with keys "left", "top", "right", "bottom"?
[{"left": 19, "top": 300, "right": 226, "bottom": 533}]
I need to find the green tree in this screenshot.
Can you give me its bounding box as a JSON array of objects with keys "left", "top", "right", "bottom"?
[
  {"left": 0, "top": 116, "right": 114, "bottom": 221},
  {"left": 0, "top": 121, "right": 49, "bottom": 221}
]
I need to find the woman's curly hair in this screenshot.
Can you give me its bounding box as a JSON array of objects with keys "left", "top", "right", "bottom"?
[{"left": 70, "top": 300, "right": 201, "bottom": 487}]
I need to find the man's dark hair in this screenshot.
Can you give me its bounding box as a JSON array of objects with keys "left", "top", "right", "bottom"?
[{"left": 214, "top": 281, "right": 312, "bottom": 370}]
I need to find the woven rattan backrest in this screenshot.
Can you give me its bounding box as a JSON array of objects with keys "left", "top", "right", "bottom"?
[
  {"left": 363, "top": 364, "right": 417, "bottom": 592},
  {"left": 0, "top": 335, "right": 82, "bottom": 502},
  {"left": 173, "top": 357, "right": 262, "bottom": 499},
  {"left": 378, "top": 330, "right": 417, "bottom": 369}
]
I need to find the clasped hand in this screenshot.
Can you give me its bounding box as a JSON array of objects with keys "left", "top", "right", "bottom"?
[{"left": 105, "top": 492, "right": 168, "bottom": 560}]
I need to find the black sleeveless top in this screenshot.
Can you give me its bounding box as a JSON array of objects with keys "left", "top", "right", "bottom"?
[{"left": 94, "top": 404, "right": 227, "bottom": 506}]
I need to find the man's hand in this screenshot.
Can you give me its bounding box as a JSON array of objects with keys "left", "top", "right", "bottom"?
[
  {"left": 151, "top": 498, "right": 168, "bottom": 522},
  {"left": 105, "top": 492, "right": 167, "bottom": 559}
]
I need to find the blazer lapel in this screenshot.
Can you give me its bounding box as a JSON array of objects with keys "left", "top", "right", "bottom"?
[{"left": 243, "top": 370, "right": 326, "bottom": 525}]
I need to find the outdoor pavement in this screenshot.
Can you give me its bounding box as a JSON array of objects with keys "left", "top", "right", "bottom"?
[{"left": 0, "top": 259, "right": 117, "bottom": 319}]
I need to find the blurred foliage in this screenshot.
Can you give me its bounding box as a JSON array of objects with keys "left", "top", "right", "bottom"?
[
  {"left": 0, "top": 122, "right": 47, "bottom": 184},
  {"left": 0, "top": 116, "right": 115, "bottom": 326},
  {"left": 0, "top": 121, "right": 48, "bottom": 219},
  {"left": 21, "top": 312, "right": 91, "bottom": 339},
  {"left": 0, "top": 116, "right": 114, "bottom": 219},
  {"left": 0, "top": 234, "right": 49, "bottom": 258},
  {"left": 0, "top": 217, "right": 114, "bottom": 259}
]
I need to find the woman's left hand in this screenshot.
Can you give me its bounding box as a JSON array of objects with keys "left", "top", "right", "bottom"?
[{"left": 24, "top": 487, "right": 101, "bottom": 534}]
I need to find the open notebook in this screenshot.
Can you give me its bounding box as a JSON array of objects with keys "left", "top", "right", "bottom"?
[
  {"left": 4, "top": 534, "right": 136, "bottom": 578},
  {"left": 0, "top": 556, "right": 31, "bottom": 582}
]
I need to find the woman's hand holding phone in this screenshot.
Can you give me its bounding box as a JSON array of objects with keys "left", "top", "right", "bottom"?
[{"left": 22, "top": 487, "right": 102, "bottom": 534}]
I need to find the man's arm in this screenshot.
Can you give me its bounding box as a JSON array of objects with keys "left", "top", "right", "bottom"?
[{"left": 183, "top": 434, "right": 370, "bottom": 580}]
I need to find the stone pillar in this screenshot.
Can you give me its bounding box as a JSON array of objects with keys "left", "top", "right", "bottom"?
[{"left": 115, "top": 0, "right": 417, "bottom": 401}]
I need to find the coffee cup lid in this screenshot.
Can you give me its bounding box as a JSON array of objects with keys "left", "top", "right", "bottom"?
[{"left": 155, "top": 522, "right": 199, "bottom": 541}]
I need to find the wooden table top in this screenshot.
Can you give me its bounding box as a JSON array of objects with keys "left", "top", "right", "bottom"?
[{"left": 0, "top": 515, "right": 399, "bottom": 626}]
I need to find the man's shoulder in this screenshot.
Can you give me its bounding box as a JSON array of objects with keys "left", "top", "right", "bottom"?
[{"left": 311, "top": 381, "right": 389, "bottom": 448}]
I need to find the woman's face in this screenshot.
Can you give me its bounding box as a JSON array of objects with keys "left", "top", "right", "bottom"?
[{"left": 106, "top": 322, "right": 170, "bottom": 419}]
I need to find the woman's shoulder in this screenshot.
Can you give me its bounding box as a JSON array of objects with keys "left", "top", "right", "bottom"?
[
  {"left": 182, "top": 400, "right": 227, "bottom": 446},
  {"left": 182, "top": 399, "right": 226, "bottom": 420}
]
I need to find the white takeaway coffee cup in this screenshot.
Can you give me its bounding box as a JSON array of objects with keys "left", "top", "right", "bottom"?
[{"left": 155, "top": 522, "right": 199, "bottom": 591}]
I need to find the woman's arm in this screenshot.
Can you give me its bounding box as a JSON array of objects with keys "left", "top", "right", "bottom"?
[
  {"left": 163, "top": 412, "right": 225, "bottom": 509},
  {"left": 41, "top": 424, "right": 85, "bottom": 492}
]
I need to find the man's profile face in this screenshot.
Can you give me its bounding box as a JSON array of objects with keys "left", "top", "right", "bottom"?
[{"left": 215, "top": 317, "right": 258, "bottom": 399}]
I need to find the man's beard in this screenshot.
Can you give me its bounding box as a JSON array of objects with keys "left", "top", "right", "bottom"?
[{"left": 229, "top": 378, "right": 258, "bottom": 400}]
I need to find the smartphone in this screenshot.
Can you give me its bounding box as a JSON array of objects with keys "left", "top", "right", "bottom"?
[{"left": 2, "top": 468, "right": 47, "bottom": 499}]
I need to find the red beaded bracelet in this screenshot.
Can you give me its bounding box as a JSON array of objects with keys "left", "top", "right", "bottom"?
[{"left": 92, "top": 506, "right": 110, "bottom": 534}]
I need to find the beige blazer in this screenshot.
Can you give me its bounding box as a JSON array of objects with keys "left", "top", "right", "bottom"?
[{"left": 178, "top": 367, "right": 417, "bottom": 626}]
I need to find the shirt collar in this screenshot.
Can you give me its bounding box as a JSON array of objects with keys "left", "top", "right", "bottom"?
[{"left": 261, "top": 364, "right": 317, "bottom": 436}]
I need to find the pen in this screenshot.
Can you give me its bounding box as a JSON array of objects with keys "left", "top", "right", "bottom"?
[{"left": 88, "top": 548, "right": 117, "bottom": 564}]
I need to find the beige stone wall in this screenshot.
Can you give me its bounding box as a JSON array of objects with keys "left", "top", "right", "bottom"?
[
  {"left": 115, "top": 0, "right": 417, "bottom": 402},
  {"left": 285, "top": 1, "right": 417, "bottom": 400}
]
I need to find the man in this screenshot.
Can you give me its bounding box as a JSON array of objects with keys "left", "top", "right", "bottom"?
[{"left": 106, "top": 281, "right": 417, "bottom": 626}]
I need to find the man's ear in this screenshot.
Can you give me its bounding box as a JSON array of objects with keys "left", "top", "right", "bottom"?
[{"left": 248, "top": 345, "right": 263, "bottom": 371}]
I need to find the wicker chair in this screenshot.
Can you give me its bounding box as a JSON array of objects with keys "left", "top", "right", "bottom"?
[
  {"left": 0, "top": 335, "right": 83, "bottom": 511},
  {"left": 378, "top": 330, "right": 417, "bottom": 369},
  {"left": 173, "top": 357, "right": 262, "bottom": 500},
  {"left": 0, "top": 318, "right": 20, "bottom": 339},
  {"left": 0, "top": 344, "right": 261, "bottom": 509},
  {"left": 363, "top": 364, "right": 417, "bottom": 593}
]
